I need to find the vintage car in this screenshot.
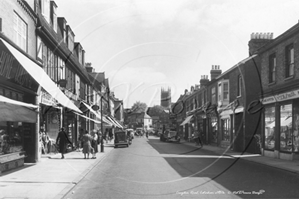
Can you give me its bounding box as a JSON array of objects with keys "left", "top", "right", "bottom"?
[
  {"left": 160, "top": 130, "right": 180, "bottom": 143},
  {"left": 114, "top": 131, "right": 129, "bottom": 148}
]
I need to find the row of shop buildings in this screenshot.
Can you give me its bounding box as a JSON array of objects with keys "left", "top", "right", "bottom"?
[
  {"left": 172, "top": 23, "right": 298, "bottom": 161},
  {"left": 0, "top": 0, "right": 124, "bottom": 173}
]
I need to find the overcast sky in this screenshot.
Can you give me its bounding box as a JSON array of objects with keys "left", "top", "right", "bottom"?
[{"left": 55, "top": 0, "right": 298, "bottom": 109}]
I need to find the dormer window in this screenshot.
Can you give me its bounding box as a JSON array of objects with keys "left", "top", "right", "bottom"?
[
  {"left": 41, "top": 0, "right": 50, "bottom": 23},
  {"left": 67, "top": 25, "right": 75, "bottom": 52},
  {"left": 50, "top": 1, "right": 57, "bottom": 32}
]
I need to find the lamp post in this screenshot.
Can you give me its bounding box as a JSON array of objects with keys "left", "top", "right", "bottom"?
[{"left": 100, "top": 96, "right": 104, "bottom": 152}]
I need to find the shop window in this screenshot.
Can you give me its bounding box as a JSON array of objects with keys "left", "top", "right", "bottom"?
[
  {"left": 0, "top": 121, "right": 24, "bottom": 155},
  {"left": 221, "top": 118, "right": 230, "bottom": 141},
  {"left": 13, "top": 12, "right": 27, "bottom": 52},
  {"left": 269, "top": 54, "right": 276, "bottom": 83},
  {"left": 264, "top": 106, "right": 275, "bottom": 150},
  {"left": 280, "top": 104, "right": 293, "bottom": 152},
  {"left": 285, "top": 44, "right": 294, "bottom": 78},
  {"left": 293, "top": 101, "right": 299, "bottom": 152}
]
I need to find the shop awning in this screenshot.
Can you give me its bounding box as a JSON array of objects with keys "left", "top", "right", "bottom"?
[
  {"left": 180, "top": 115, "right": 193, "bottom": 126},
  {"left": 106, "top": 116, "right": 119, "bottom": 127},
  {"left": 81, "top": 101, "right": 102, "bottom": 118},
  {"left": 219, "top": 106, "right": 244, "bottom": 117},
  {"left": 109, "top": 116, "right": 123, "bottom": 128},
  {"left": 73, "top": 112, "right": 101, "bottom": 124},
  {"left": 0, "top": 38, "right": 82, "bottom": 114},
  {"left": 0, "top": 95, "right": 38, "bottom": 123}
]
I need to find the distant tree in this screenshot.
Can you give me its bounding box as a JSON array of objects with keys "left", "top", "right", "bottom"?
[
  {"left": 147, "top": 105, "right": 165, "bottom": 117},
  {"left": 131, "top": 101, "right": 147, "bottom": 113}
]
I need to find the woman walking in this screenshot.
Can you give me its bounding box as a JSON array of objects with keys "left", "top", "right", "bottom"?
[
  {"left": 91, "top": 129, "right": 98, "bottom": 159},
  {"left": 56, "top": 128, "right": 72, "bottom": 159},
  {"left": 82, "top": 130, "right": 92, "bottom": 159}
]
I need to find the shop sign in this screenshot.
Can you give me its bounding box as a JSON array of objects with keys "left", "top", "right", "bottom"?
[
  {"left": 261, "top": 96, "right": 276, "bottom": 104},
  {"left": 275, "top": 90, "right": 299, "bottom": 101},
  {"left": 261, "top": 90, "right": 299, "bottom": 104},
  {"left": 40, "top": 90, "right": 57, "bottom": 106}
]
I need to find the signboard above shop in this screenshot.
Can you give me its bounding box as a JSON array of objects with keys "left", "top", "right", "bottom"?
[
  {"left": 40, "top": 89, "right": 58, "bottom": 106},
  {"left": 261, "top": 89, "right": 299, "bottom": 104}
]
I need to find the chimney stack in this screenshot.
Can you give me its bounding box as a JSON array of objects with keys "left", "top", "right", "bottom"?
[
  {"left": 184, "top": 89, "right": 188, "bottom": 95},
  {"left": 210, "top": 65, "right": 222, "bottom": 80},
  {"left": 85, "top": 62, "right": 94, "bottom": 73},
  {"left": 248, "top": 32, "right": 273, "bottom": 56},
  {"left": 200, "top": 75, "right": 209, "bottom": 88}
]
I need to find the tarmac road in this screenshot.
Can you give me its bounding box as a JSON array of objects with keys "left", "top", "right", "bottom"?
[{"left": 63, "top": 136, "right": 299, "bottom": 199}]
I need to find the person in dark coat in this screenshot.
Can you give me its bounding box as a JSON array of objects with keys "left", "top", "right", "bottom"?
[{"left": 56, "top": 127, "right": 72, "bottom": 159}]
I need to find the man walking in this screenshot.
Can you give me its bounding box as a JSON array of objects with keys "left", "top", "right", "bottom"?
[{"left": 56, "top": 127, "right": 72, "bottom": 159}]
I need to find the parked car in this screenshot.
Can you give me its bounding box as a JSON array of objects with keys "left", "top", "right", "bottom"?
[
  {"left": 114, "top": 131, "right": 129, "bottom": 148},
  {"left": 160, "top": 130, "right": 180, "bottom": 143},
  {"left": 135, "top": 128, "right": 143, "bottom": 136}
]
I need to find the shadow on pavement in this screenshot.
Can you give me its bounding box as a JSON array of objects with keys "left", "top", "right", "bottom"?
[{"left": 0, "top": 163, "right": 35, "bottom": 177}]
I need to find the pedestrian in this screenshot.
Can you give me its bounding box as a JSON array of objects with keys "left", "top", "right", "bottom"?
[
  {"left": 194, "top": 130, "right": 203, "bottom": 148},
  {"left": 108, "top": 129, "right": 113, "bottom": 142},
  {"left": 56, "top": 127, "right": 72, "bottom": 159},
  {"left": 81, "top": 130, "right": 93, "bottom": 159},
  {"left": 91, "top": 129, "right": 98, "bottom": 159}
]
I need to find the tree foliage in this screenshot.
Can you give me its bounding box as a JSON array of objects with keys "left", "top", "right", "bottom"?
[
  {"left": 131, "top": 101, "right": 147, "bottom": 113},
  {"left": 148, "top": 105, "right": 165, "bottom": 117}
]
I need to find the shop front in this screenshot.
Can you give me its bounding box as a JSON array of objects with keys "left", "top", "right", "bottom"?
[
  {"left": 39, "top": 89, "right": 61, "bottom": 155},
  {"left": 0, "top": 38, "right": 40, "bottom": 173},
  {"left": 261, "top": 89, "right": 299, "bottom": 160},
  {"left": 217, "top": 98, "right": 245, "bottom": 150},
  {"left": 0, "top": 37, "right": 82, "bottom": 167}
]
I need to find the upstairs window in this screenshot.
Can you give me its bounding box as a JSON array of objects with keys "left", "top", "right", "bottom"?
[
  {"left": 41, "top": 0, "right": 50, "bottom": 23},
  {"left": 13, "top": 12, "right": 27, "bottom": 52},
  {"left": 285, "top": 44, "right": 294, "bottom": 78},
  {"left": 269, "top": 54, "right": 276, "bottom": 83},
  {"left": 223, "top": 81, "right": 229, "bottom": 100},
  {"left": 211, "top": 87, "right": 216, "bottom": 104},
  {"left": 218, "top": 80, "right": 229, "bottom": 105},
  {"left": 51, "top": 1, "right": 57, "bottom": 32},
  {"left": 237, "top": 75, "right": 242, "bottom": 97}
]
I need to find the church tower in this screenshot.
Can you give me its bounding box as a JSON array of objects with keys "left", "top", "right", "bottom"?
[{"left": 160, "top": 87, "right": 171, "bottom": 108}]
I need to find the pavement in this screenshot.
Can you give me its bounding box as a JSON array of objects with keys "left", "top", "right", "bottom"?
[
  {"left": 180, "top": 139, "right": 299, "bottom": 174},
  {"left": 0, "top": 141, "right": 115, "bottom": 199},
  {"left": 0, "top": 137, "right": 298, "bottom": 199}
]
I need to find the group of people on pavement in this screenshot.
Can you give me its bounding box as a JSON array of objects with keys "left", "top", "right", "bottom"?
[{"left": 54, "top": 128, "right": 102, "bottom": 159}]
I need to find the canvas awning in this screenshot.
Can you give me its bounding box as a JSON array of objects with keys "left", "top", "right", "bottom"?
[
  {"left": 74, "top": 112, "right": 101, "bottom": 124},
  {"left": 106, "top": 116, "right": 119, "bottom": 127},
  {"left": 0, "top": 38, "right": 82, "bottom": 113},
  {"left": 0, "top": 95, "right": 38, "bottom": 123},
  {"left": 219, "top": 106, "right": 244, "bottom": 117},
  {"left": 108, "top": 116, "right": 123, "bottom": 128},
  {"left": 81, "top": 101, "right": 102, "bottom": 118},
  {"left": 180, "top": 115, "right": 193, "bottom": 126}
]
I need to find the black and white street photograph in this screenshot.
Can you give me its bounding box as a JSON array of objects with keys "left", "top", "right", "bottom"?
[{"left": 0, "top": 0, "right": 298, "bottom": 198}]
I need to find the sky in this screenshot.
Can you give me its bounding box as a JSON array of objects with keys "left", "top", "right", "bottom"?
[{"left": 55, "top": 0, "right": 299, "bottom": 109}]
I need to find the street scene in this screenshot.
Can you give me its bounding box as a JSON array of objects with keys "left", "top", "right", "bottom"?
[{"left": 0, "top": 0, "right": 299, "bottom": 199}]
